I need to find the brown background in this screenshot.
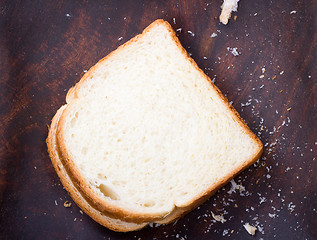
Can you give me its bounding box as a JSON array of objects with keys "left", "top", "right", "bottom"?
[{"left": 0, "top": 0, "right": 316, "bottom": 239}]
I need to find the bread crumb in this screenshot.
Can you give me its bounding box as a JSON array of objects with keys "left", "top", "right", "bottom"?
[
  {"left": 234, "top": 15, "right": 237, "bottom": 21},
  {"left": 228, "top": 179, "right": 245, "bottom": 194},
  {"left": 259, "top": 75, "right": 264, "bottom": 79},
  {"left": 280, "top": 71, "right": 284, "bottom": 75},
  {"left": 244, "top": 223, "right": 257, "bottom": 235},
  {"left": 272, "top": 75, "right": 277, "bottom": 80},
  {"left": 187, "top": 31, "right": 195, "bottom": 37},
  {"left": 227, "top": 47, "right": 240, "bottom": 56},
  {"left": 220, "top": 0, "right": 240, "bottom": 24},
  {"left": 64, "top": 201, "right": 72, "bottom": 208},
  {"left": 287, "top": 107, "right": 292, "bottom": 111},
  {"left": 211, "top": 211, "right": 227, "bottom": 223},
  {"left": 234, "top": 204, "right": 238, "bottom": 207},
  {"left": 80, "top": 210, "right": 83, "bottom": 214}
]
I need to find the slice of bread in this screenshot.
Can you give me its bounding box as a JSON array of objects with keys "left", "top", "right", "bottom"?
[{"left": 47, "top": 19, "right": 262, "bottom": 231}]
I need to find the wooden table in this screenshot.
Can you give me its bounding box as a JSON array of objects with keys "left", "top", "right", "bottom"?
[{"left": 1, "top": 0, "right": 316, "bottom": 239}]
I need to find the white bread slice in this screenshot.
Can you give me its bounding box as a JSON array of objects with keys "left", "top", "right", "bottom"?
[{"left": 47, "top": 19, "right": 262, "bottom": 230}]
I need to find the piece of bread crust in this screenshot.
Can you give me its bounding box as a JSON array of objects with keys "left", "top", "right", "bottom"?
[
  {"left": 47, "top": 19, "right": 263, "bottom": 227},
  {"left": 220, "top": 0, "right": 239, "bottom": 24}
]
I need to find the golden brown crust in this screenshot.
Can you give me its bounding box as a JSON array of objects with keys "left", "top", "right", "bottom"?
[{"left": 47, "top": 19, "right": 263, "bottom": 229}]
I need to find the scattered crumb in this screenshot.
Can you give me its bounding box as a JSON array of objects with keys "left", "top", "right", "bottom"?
[
  {"left": 244, "top": 223, "right": 257, "bottom": 235},
  {"left": 187, "top": 31, "right": 195, "bottom": 37},
  {"left": 287, "top": 107, "right": 292, "bottom": 111},
  {"left": 290, "top": 10, "right": 297, "bottom": 14},
  {"left": 211, "top": 33, "right": 218, "bottom": 38},
  {"left": 24, "top": 216, "right": 27, "bottom": 219},
  {"left": 148, "top": 222, "right": 161, "bottom": 228},
  {"left": 64, "top": 201, "right": 72, "bottom": 208},
  {"left": 118, "top": 37, "right": 123, "bottom": 41},
  {"left": 234, "top": 15, "right": 237, "bottom": 21},
  {"left": 272, "top": 75, "right": 277, "bottom": 80},
  {"left": 211, "top": 211, "right": 227, "bottom": 223},
  {"left": 259, "top": 75, "right": 264, "bottom": 79},
  {"left": 80, "top": 210, "right": 83, "bottom": 214},
  {"left": 288, "top": 202, "right": 296, "bottom": 212},
  {"left": 280, "top": 71, "right": 284, "bottom": 75},
  {"left": 228, "top": 179, "right": 245, "bottom": 194},
  {"left": 227, "top": 47, "right": 240, "bottom": 56},
  {"left": 262, "top": 67, "right": 266, "bottom": 73}
]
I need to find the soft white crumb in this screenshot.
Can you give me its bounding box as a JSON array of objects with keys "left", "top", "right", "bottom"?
[
  {"left": 227, "top": 47, "right": 239, "bottom": 56},
  {"left": 187, "top": 31, "right": 195, "bottom": 37},
  {"left": 211, "top": 211, "right": 227, "bottom": 223},
  {"left": 244, "top": 223, "right": 257, "bottom": 235}
]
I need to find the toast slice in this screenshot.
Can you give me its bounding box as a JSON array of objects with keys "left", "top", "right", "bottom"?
[{"left": 47, "top": 19, "right": 263, "bottom": 230}]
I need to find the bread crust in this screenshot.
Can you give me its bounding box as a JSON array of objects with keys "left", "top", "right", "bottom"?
[{"left": 47, "top": 19, "right": 263, "bottom": 228}]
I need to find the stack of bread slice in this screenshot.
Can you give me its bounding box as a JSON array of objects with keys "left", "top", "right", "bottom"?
[{"left": 47, "top": 19, "right": 263, "bottom": 232}]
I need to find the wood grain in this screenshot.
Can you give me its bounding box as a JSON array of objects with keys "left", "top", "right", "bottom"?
[{"left": 0, "top": 0, "right": 316, "bottom": 239}]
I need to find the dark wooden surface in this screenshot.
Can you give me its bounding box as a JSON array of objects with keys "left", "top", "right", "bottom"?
[{"left": 0, "top": 0, "right": 316, "bottom": 239}]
